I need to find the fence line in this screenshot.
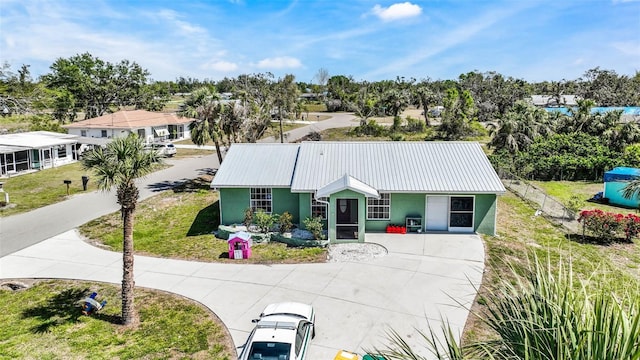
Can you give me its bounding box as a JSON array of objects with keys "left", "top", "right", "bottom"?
[{"left": 497, "top": 168, "right": 580, "bottom": 233}]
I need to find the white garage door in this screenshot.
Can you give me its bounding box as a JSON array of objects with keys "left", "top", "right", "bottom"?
[{"left": 426, "top": 196, "right": 448, "bottom": 231}]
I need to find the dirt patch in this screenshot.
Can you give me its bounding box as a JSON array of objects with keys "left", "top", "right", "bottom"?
[{"left": 0, "top": 279, "right": 37, "bottom": 291}]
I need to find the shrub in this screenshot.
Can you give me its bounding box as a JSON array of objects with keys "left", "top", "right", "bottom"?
[
  {"left": 389, "top": 133, "right": 405, "bottom": 141},
  {"left": 578, "top": 209, "right": 622, "bottom": 242},
  {"left": 354, "top": 120, "right": 386, "bottom": 137},
  {"left": 278, "top": 211, "right": 293, "bottom": 233},
  {"left": 243, "top": 208, "right": 253, "bottom": 228},
  {"left": 254, "top": 210, "right": 275, "bottom": 233},
  {"left": 566, "top": 195, "right": 583, "bottom": 218},
  {"left": 391, "top": 115, "right": 402, "bottom": 132},
  {"left": 578, "top": 209, "right": 640, "bottom": 242},
  {"left": 404, "top": 116, "right": 426, "bottom": 132},
  {"left": 303, "top": 216, "right": 325, "bottom": 240}
]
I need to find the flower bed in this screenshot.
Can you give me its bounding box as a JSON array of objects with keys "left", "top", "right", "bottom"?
[
  {"left": 577, "top": 209, "right": 640, "bottom": 243},
  {"left": 216, "top": 225, "right": 329, "bottom": 247}
]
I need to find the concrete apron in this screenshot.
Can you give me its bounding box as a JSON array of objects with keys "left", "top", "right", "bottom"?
[{"left": 0, "top": 230, "right": 484, "bottom": 360}]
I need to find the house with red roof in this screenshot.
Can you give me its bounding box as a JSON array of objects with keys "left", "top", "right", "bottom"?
[{"left": 63, "top": 110, "right": 195, "bottom": 143}]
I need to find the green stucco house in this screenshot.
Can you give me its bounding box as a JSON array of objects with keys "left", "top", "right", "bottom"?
[{"left": 210, "top": 141, "right": 506, "bottom": 242}]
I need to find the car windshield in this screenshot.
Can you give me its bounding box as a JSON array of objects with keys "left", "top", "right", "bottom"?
[{"left": 248, "top": 341, "right": 291, "bottom": 359}]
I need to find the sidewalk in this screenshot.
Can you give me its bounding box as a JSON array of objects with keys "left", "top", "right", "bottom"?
[{"left": 0, "top": 230, "right": 484, "bottom": 359}]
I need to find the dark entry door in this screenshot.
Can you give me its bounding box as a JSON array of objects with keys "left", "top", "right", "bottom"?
[{"left": 336, "top": 198, "right": 358, "bottom": 239}]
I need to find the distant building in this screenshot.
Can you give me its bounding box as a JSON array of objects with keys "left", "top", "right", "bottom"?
[
  {"left": 530, "top": 95, "right": 579, "bottom": 107},
  {"left": 63, "top": 110, "right": 194, "bottom": 144},
  {"left": 0, "top": 131, "right": 78, "bottom": 177}
]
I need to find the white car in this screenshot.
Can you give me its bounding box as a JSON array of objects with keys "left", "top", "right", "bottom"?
[
  {"left": 239, "top": 302, "right": 315, "bottom": 360},
  {"left": 147, "top": 142, "right": 177, "bottom": 157}
]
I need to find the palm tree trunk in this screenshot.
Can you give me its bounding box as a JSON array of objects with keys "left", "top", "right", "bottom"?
[
  {"left": 213, "top": 138, "right": 223, "bottom": 164},
  {"left": 121, "top": 206, "right": 135, "bottom": 325}
]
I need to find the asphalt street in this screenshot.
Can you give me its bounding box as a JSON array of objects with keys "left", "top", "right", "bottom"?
[{"left": 0, "top": 152, "right": 220, "bottom": 257}]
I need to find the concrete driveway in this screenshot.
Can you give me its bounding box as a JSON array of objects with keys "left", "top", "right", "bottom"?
[{"left": 0, "top": 230, "right": 484, "bottom": 359}]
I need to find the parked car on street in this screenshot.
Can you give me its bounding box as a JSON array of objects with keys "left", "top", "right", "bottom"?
[
  {"left": 238, "top": 302, "right": 315, "bottom": 360},
  {"left": 146, "top": 142, "right": 176, "bottom": 157}
]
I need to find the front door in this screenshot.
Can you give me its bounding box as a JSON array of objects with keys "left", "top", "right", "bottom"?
[
  {"left": 426, "top": 196, "right": 448, "bottom": 231},
  {"left": 336, "top": 198, "right": 358, "bottom": 239}
]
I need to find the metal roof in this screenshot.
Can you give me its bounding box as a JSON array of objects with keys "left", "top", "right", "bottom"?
[
  {"left": 210, "top": 143, "right": 300, "bottom": 188},
  {"left": 316, "top": 174, "right": 380, "bottom": 198},
  {"left": 0, "top": 131, "right": 78, "bottom": 149},
  {"left": 291, "top": 142, "right": 505, "bottom": 194}
]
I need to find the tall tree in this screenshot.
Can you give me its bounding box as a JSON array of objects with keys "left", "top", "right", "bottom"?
[
  {"left": 273, "top": 74, "right": 299, "bottom": 143},
  {"left": 179, "top": 87, "right": 224, "bottom": 164},
  {"left": 81, "top": 135, "right": 159, "bottom": 325},
  {"left": 233, "top": 73, "right": 276, "bottom": 142},
  {"left": 350, "top": 81, "right": 379, "bottom": 126},
  {"left": 439, "top": 88, "right": 477, "bottom": 140},
  {"left": 314, "top": 68, "right": 329, "bottom": 100},
  {"left": 414, "top": 81, "right": 441, "bottom": 126},
  {"left": 43, "top": 52, "right": 150, "bottom": 119}
]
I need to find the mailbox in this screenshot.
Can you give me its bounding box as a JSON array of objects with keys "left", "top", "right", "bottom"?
[{"left": 228, "top": 231, "right": 252, "bottom": 259}]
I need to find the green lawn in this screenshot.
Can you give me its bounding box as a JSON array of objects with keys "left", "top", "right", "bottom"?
[
  {"left": 79, "top": 177, "right": 327, "bottom": 263},
  {"left": 531, "top": 180, "right": 633, "bottom": 212},
  {"left": 319, "top": 127, "right": 433, "bottom": 142},
  {"left": 0, "top": 162, "right": 100, "bottom": 217},
  {"left": 0, "top": 161, "right": 170, "bottom": 217},
  {"left": 261, "top": 121, "right": 308, "bottom": 140},
  {"left": 0, "top": 280, "right": 234, "bottom": 359}
]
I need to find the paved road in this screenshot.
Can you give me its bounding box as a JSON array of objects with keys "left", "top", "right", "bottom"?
[
  {"left": 1, "top": 230, "right": 484, "bottom": 359},
  {"left": 0, "top": 153, "right": 221, "bottom": 257},
  {"left": 259, "top": 112, "right": 358, "bottom": 143}
]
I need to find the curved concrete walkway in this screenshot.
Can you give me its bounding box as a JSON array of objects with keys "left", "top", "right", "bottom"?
[{"left": 0, "top": 230, "right": 484, "bottom": 359}]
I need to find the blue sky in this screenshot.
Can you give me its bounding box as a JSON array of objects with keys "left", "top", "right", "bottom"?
[{"left": 1, "top": 0, "right": 639, "bottom": 83}]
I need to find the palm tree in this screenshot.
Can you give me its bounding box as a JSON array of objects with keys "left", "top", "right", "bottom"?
[
  {"left": 622, "top": 179, "right": 640, "bottom": 204},
  {"left": 82, "top": 135, "right": 159, "bottom": 325},
  {"left": 179, "top": 87, "right": 224, "bottom": 164},
  {"left": 488, "top": 101, "right": 551, "bottom": 153}
]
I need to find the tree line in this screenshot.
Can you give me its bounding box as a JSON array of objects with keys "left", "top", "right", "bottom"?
[
  {"left": 2, "top": 52, "right": 638, "bottom": 123},
  {"left": 2, "top": 53, "right": 639, "bottom": 172}
]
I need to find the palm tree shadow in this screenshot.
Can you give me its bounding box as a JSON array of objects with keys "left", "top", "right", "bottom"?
[
  {"left": 21, "top": 288, "right": 120, "bottom": 333},
  {"left": 187, "top": 200, "right": 220, "bottom": 236}
]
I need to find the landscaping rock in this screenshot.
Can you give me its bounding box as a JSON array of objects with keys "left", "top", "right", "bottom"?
[{"left": 328, "top": 243, "right": 388, "bottom": 262}]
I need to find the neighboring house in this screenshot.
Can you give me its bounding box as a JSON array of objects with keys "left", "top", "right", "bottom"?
[
  {"left": 531, "top": 95, "right": 578, "bottom": 107},
  {"left": 0, "top": 131, "right": 78, "bottom": 177},
  {"left": 603, "top": 167, "right": 640, "bottom": 208},
  {"left": 63, "top": 110, "right": 194, "bottom": 144},
  {"left": 211, "top": 141, "right": 506, "bottom": 242}
]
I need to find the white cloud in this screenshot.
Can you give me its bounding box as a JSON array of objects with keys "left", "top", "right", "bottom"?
[
  {"left": 156, "top": 9, "right": 206, "bottom": 35},
  {"left": 612, "top": 41, "right": 640, "bottom": 57},
  {"left": 203, "top": 60, "right": 238, "bottom": 72},
  {"left": 256, "top": 56, "right": 302, "bottom": 69},
  {"left": 371, "top": 2, "right": 422, "bottom": 22}
]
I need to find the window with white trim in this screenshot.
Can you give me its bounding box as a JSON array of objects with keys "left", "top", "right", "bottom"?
[
  {"left": 311, "top": 194, "right": 328, "bottom": 219},
  {"left": 367, "top": 193, "right": 390, "bottom": 220},
  {"left": 449, "top": 196, "right": 474, "bottom": 228},
  {"left": 250, "top": 188, "right": 272, "bottom": 213}
]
